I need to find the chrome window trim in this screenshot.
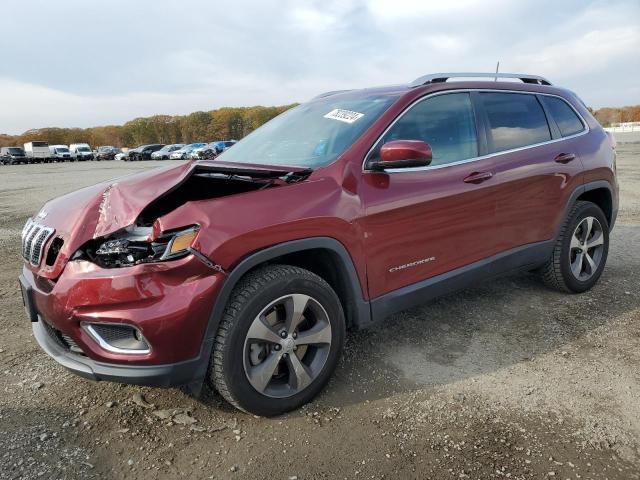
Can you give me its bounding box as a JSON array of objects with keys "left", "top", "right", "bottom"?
[
  {"left": 82, "top": 322, "right": 151, "bottom": 355},
  {"left": 362, "top": 89, "right": 589, "bottom": 174}
]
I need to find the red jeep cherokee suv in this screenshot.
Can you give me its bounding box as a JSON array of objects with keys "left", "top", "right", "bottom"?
[{"left": 19, "top": 73, "right": 618, "bottom": 416}]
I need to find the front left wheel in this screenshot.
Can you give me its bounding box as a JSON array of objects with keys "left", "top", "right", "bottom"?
[{"left": 209, "top": 265, "right": 345, "bottom": 416}]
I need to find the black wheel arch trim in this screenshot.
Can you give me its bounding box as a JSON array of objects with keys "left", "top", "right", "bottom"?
[
  {"left": 186, "top": 237, "right": 372, "bottom": 394},
  {"left": 563, "top": 180, "right": 617, "bottom": 233}
]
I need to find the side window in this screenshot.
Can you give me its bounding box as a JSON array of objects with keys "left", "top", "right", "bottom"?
[
  {"left": 540, "top": 96, "right": 585, "bottom": 137},
  {"left": 480, "top": 93, "right": 551, "bottom": 153},
  {"left": 368, "top": 93, "right": 478, "bottom": 167}
]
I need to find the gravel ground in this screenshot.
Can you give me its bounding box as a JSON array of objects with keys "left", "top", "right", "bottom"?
[{"left": 1, "top": 147, "right": 639, "bottom": 480}]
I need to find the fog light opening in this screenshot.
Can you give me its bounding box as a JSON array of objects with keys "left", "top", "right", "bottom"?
[{"left": 82, "top": 322, "right": 151, "bottom": 355}]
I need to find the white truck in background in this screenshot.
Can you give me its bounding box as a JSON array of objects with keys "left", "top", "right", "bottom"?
[
  {"left": 49, "top": 145, "right": 74, "bottom": 162},
  {"left": 69, "top": 143, "right": 94, "bottom": 161},
  {"left": 24, "top": 141, "right": 51, "bottom": 163}
]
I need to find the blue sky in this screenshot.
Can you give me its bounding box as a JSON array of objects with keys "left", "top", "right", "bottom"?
[{"left": 1, "top": 0, "right": 638, "bottom": 134}]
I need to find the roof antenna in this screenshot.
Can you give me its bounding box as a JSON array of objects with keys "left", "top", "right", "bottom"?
[{"left": 494, "top": 61, "right": 500, "bottom": 81}]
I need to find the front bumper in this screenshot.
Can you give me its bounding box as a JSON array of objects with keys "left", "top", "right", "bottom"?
[
  {"left": 31, "top": 316, "right": 206, "bottom": 387},
  {"left": 20, "top": 255, "right": 224, "bottom": 386}
]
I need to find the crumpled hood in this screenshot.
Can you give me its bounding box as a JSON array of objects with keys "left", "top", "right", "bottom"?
[
  {"left": 42, "top": 161, "right": 195, "bottom": 239},
  {"left": 28, "top": 161, "right": 311, "bottom": 279},
  {"left": 31, "top": 162, "right": 195, "bottom": 278}
]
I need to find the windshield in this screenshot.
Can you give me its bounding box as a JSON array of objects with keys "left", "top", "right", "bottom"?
[
  {"left": 215, "top": 93, "right": 399, "bottom": 168},
  {"left": 78, "top": 146, "right": 91, "bottom": 152},
  {"left": 8, "top": 148, "right": 24, "bottom": 154},
  {"left": 56, "top": 147, "right": 69, "bottom": 153}
]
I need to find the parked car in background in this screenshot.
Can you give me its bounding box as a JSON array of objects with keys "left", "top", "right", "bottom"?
[
  {"left": 170, "top": 143, "right": 206, "bottom": 159},
  {"left": 95, "top": 146, "right": 120, "bottom": 161},
  {"left": 128, "top": 144, "right": 165, "bottom": 161},
  {"left": 24, "top": 141, "right": 50, "bottom": 163},
  {"left": 49, "top": 145, "right": 74, "bottom": 162},
  {"left": 123, "top": 146, "right": 140, "bottom": 161},
  {"left": 69, "top": 143, "right": 94, "bottom": 161},
  {"left": 190, "top": 143, "right": 211, "bottom": 159},
  {"left": 1, "top": 146, "right": 28, "bottom": 165},
  {"left": 114, "top": 152, "right": 127, "bottom": 161},
  {"left": 151, "top": 144, "right": 185, "bottom": 160},
  {"left": 197, "top": 140, "right": 237, "bottom": 159}
]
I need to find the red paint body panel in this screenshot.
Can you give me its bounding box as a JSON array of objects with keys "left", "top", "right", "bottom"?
[
  {"left": 491, "top": 139, "right": 584, "bottom": 252},
  {"left": 23, "top": 256, "right": 222, "bottom": 365},
  {"left": 20, "top": 80, "right": 618, "bottom": 374},
  {"left": 359, "top": 157, "right": 498, "bottom": 298}
]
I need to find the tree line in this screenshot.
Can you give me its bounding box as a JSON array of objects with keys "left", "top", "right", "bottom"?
[
  {"left": 589, "top": 105, "right": 640, "bottom": 127},
  {"left": 1, "top": 103, "right": 638, "bottom": 149},
  {"left": 0, "top": 104, "right": 297, "bottom": 148}
]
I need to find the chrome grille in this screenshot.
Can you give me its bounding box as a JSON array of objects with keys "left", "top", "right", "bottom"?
[{"left": 21, "top": 219, "right": 55, "bottom": 266}]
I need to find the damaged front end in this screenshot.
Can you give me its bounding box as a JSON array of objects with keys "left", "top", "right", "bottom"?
[
  {"left": 67, "top": 162, "right": 312, "bottom": 271},
  {"left": 77, "top": 225, "right": 199, "bottom": 268}
]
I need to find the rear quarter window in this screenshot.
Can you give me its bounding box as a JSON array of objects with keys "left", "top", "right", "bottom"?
[
  {"left": 480, "top": 92, "right": 551, "bottom": 153},
  {"left": 540, "top": 96, "right": 585, "bottom": 137}
]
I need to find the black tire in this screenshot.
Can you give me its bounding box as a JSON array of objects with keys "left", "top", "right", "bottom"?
[
  {"left": 209, "top": 264, "right": 345, "bottom": 416},
  {"left": 541, "top": 201, "right": 609, "bottom": 293}
]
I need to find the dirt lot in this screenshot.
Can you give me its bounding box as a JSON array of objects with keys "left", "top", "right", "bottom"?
[{"left": 1, "top": 147, "right": 639, "bottom": 480}]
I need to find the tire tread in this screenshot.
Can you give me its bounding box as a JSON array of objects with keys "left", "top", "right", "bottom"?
[
  {"left": 210, "top": 264, "right": 334, "bottom": 412},
  {"left": 541, "top": 200, "right": 606, "bottom": 292}
]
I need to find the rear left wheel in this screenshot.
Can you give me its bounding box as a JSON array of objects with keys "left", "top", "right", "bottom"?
[
  {"left": 209, "top": 265, "right": 345, "bottom": 416},
  {"left": 541, "top": 201, "right": 609, "bottom": 293}
]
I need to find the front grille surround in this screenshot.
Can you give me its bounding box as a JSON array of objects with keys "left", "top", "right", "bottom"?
[{"left": 21, "top": 219, "right": 55, "bottom": 266}]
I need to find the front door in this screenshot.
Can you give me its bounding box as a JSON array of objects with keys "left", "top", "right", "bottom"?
[{"left": 359, "top": 92, "right": 500, "bottom": 299}]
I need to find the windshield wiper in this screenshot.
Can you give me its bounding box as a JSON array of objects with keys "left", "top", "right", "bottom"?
[{"left": 195, "top": 163, "right": 313, "bottom": 182}]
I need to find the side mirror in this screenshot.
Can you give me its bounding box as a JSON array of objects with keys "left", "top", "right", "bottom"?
[{"left": 371, "top": 140, "right": 432, "bottom": 170}]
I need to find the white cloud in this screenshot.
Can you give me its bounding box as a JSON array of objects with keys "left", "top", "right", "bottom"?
[
  {"left": 367, "top": 0, "right": 498, "bottom": 19},
  {"left": 0, "top": 0, "right": 638, "bottom": 133},
  {"left": 511, "top": 26, "right": 640, "bottom": 78},
  {"left": 290, "top": 7, "right": 340, "bottom": 31}
]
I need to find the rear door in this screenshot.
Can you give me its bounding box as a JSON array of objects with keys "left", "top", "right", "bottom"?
[
  {"left": 360, "top": 92, "right": 500, "bottom": 299},
  {"left": 479, "top": 92, "right": 585, "bottom": 254}
]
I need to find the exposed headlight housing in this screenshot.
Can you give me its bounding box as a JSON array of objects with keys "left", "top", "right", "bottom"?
[{"left": 89, "top": 226, "right": 198, "bottom": 268}]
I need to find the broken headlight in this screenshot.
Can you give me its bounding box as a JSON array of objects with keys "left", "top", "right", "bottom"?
[{"left": 90, "top": 226, "right": 198, "bottom": 268}]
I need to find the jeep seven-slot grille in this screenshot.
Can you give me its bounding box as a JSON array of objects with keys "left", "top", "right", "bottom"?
[{"left": 21, "top": 220, "right": 55, "bottom": 266}]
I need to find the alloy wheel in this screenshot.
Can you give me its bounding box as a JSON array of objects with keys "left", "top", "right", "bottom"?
[
  {"left": 569, "top": 216, "right": 604, "bottom": 281},
  {"left": 243, "top": 293, "right": 332, "bottom": 398}
]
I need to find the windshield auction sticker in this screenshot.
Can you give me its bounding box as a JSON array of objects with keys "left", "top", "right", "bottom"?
[{"left": 324, "top": 109, "right": 364, "bottom": 124}]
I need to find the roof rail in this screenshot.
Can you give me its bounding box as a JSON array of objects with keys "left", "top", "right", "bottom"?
[{"left": 409, "top": 72, "right": 552, "bottom": 88}]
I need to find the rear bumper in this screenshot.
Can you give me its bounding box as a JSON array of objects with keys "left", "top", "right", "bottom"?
[{"left": 31, "top": 317, "right": 206, "bottom": 386}]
